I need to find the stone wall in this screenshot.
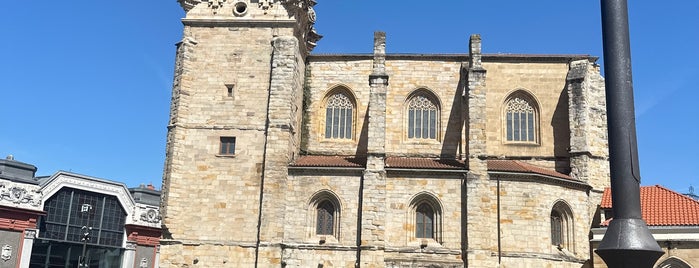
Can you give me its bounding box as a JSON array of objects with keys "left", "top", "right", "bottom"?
[
  {"left": 305, "top": 56, "right": 466, "bottom": 157},
  {"left": 483, "top": 61, "right": 571, "bottom": 160},
  {"left": 159, "top": 13, "right": 301, "bottom": 268},
  {"left": 161, "top": 2, "right": 610, "bottom": 266},
  {"left": 495, "top": 176, "right": 591, "bottom": 262}
]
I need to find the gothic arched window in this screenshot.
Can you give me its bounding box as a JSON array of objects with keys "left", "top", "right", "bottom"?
[
  {"left": 551, "top": 201, "right": 574, "bottom": 251},
  {"left": 505, "top": 93, "right": 538, "bottom": 143},
  {"left": 309, "top": 191, "right": 341, "bottom": 239},
  {"left": 409, "top": 193, "right": 443, "bottom": 243},
  {"left": 324, "top": 92, "right": 354, "bottom": 139},
  {"left": 407, "top": 92, "right": 439, "bottom": 140}
]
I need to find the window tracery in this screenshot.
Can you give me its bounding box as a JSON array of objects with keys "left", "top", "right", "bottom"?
[
  {"left": 505, "top": 94, "right": 537, "bottom": 143},
  {"left": 407, "top": 93, "right": 439, "bottom": 140},
  {"left": 324, "top": 92, "right": 354, "bottom": 139}
]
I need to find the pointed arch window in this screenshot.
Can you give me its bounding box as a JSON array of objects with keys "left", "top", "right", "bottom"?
[
  {"left": 309, "top": 191, "right": 341, "bottom": 239},
  {"left": 505, "top": 94, "right": 538, "bottom": 143},
  {"left": 409, "top": 193, "right": 442, "bottom": 243},
  {"left": 407, "top": 93, "right": 439, "bottom": 140},
  {"left": 551, "top": 201, "right": 574, "bottom": 251},
  {"left": 325, "top": 92, "right": 354, "bottom": 139}
]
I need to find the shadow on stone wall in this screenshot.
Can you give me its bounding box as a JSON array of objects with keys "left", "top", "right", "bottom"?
[
  {"left": 440, "top": 70, "right": 467, "bottom": 159},
  {"left": 355, "top": 106, "right": 369, "bottom": 156},
  {"left": 552, "top": 86, "right": 571, "bottom": 174}
]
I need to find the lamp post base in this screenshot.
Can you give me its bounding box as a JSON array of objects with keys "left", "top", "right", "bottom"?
[{"left": 596, "top": 218, "right": 664, "bottom": 267}]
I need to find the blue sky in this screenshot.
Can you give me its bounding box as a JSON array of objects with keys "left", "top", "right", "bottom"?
[{"left": 2, "top": 1, "right": 697, "bottom": 193}]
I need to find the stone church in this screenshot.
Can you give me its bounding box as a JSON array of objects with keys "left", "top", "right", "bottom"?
[{"left": 159, "top": 0, "right": 610, "bottom": 267}]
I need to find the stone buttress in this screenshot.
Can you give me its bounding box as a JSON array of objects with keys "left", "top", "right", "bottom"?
[
  {"left": 566, "top": 59, "right": 610, "bottom": 222},
  {"left": 465, "top": 34, "right": 499, "bottom": 267},
  {"left": 360, "top": 31, "right": 389, "bottom": 267}
]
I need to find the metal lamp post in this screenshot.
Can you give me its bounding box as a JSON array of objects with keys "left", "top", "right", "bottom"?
[
  {"left": 78, "top": 204, "right": 92, "bottom": 268},
  {"left": 595, "top": 0, "right": 665, "bottom": 266}
]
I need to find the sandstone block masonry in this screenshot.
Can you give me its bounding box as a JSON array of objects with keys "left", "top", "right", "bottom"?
[{"left": 160, "top": 1, "right": 610, "bottom": 267}]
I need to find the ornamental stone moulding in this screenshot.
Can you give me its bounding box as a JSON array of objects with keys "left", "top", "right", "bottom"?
[{"left": 0, "top": 182, "right": 42, "bottom": 209}]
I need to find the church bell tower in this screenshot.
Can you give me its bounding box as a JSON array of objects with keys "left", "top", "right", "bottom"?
[{"left": 159, "top": 0, "right": 320, "bottom": 266}]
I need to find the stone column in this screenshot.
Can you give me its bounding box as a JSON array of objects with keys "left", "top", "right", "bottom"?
[
  {"left": 18, "top": 229, "right": 37, "bottom": 268},
  {"left": 360, "top": 31, "right": 389, "bottom": 266},
  {"left": 465, "top": 34, "right": 498, "bottom": 267},
  {"left": 121, "top": 241, "right": 137, "bottom": 268}
]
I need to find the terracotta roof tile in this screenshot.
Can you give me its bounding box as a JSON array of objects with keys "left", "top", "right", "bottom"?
[
  {"left": 385, "top": 157, "right": 465, "bottom": 170},
  {"left": 291, "top": 156, "right": 365, "bottom": 168},
  {"left": 601, "top": 185, "right": 699, "bottom": 226},
  {"left": 487, "top": 160, "right": 573, "bottom": 180}
]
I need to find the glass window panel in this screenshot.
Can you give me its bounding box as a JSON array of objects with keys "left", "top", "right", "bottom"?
[
  {"left": 408, "top": 110, "right": 415, "bottom": 138},
  {"left": 513, "top": 112, "right": 520, "bottom": 141},
  {"left": 325, "top": 108, "right": 332, "bottom": 138},
  {"left": 527, "top": 112, "right": 534, "bottom": 141},
  {"left": 415, "top": 111, "right": 422, "bottom": 139},
  {"left": 338, "top": 108, "right": 346, "bottom": 139},
  {"left": 416, "top": 210, "right": 425, "bottom": 238},
  {"left": 39, "top": 188, "right": 126, "bottom": 247},
  {"left": 425, "top": 216, "right": 433, "bottom": 238},
  {"left": 316, "top": 201, "right": 334, "bottom": 235},
  {"left": 422, "top": 110, "right": 429, "bottom": 138},
  {"left": 416, "top": 203, "right": 434, "bottom": 239},
  {"left": 506, "top": 97, "right": 536, "bottom": 142},
  {"left": 507, "top": 112, "right": 513, "bottom": 141},
  {"left": 551, "top": 211, "right": 562, "bottom": 245},
  {"left": 325, "top": 93, "right": 354, "bottom": 139},
  {"left": 344, "top": 107, "right": 352, "bottom": 139},
  {"left": 332, "top": 108, "right": 339, "bottom": 138},
  {"left": 429, "top": 110, "right": 436, "bottom": 139}
]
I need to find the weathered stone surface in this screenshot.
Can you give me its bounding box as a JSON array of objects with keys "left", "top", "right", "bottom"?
[{"left": 160, "top": 5, "right": 610, "bottom": 268}]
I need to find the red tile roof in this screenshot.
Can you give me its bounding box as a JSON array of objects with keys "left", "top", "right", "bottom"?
[
  {"left": 292, "top": 156, "right": 572, "bottom": 180},
  {"left": 487, "top": 160, "right": 573, "bottom": 180},
  {"left": 385, "top": 157, "right": 465, "bottom": 170},
  {"left": 291, "top": 156, "right": 365, "bottom": 168},
  {"left": 601, "top": 185, "right": 699, "bottom": 226}
]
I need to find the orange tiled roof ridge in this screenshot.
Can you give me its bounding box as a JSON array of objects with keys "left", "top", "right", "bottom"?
[{"left": 601, "top": 185, "right": 699, "bottom": 226}]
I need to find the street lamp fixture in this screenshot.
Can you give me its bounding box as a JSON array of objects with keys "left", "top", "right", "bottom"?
[{"left": 595, "top": 0, "right": 664, "bottom": 266}]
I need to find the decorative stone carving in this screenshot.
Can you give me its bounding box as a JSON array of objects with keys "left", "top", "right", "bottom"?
[
  {"left": 506, "top": 97, "right": 535, "bottom": 113},
  {"left": 258, "top": 0, "right": 273, "bottom": 14},
  {"left": 24, "top": 229, "right": 38, "bottom": 239},
  {"left": 140, "top": 208, "right": 161, "bottom": 224},
  {"left": 1, "top": 245, "right": 10, "bottom": 261},
  {"left": 0, "top": 183, "right": 41, "bottom": 208},
  {"left": 131, "top": 204, "right": 162, "bottom": 227},
  {"left": 307, "top": 6, "right": 316, "bottom": 23},
  {"left": 139, "top": 258, "right": 149, "bottom": 268},
  {"left": 125, "top": 242, "right": 137, "bottom": 250}
]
